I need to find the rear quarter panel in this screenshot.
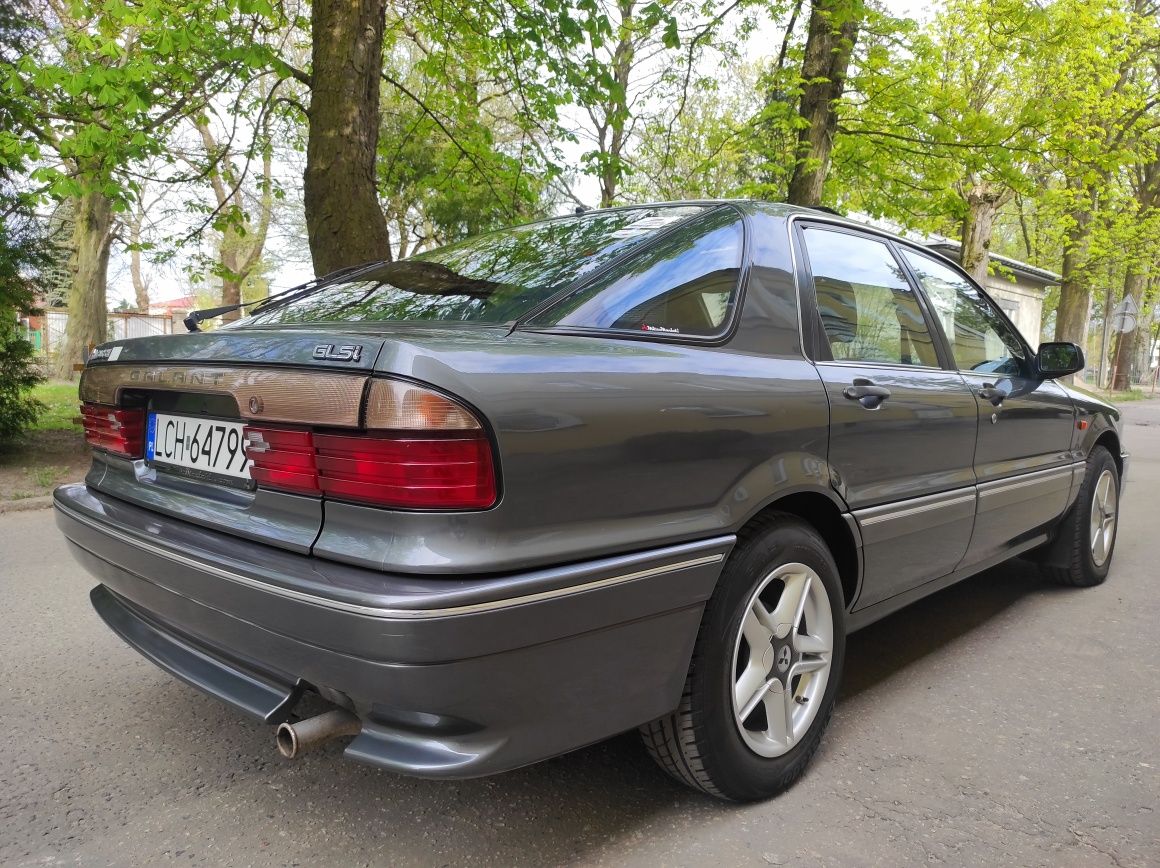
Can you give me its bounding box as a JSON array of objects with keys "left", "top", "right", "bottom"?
[
  {"left": 314, "top": 335, "right": 831, "bottom": 572},
  {"left": 314, "top": 214, "right": 835, "bottom": 573}
]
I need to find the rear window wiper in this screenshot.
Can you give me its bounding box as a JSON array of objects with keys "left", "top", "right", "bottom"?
[{"left": 182, "top": 261, "right": 387, "bottom": 332}]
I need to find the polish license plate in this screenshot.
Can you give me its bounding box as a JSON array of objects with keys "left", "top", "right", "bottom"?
[{"left": 146, "top": 413, "right": 252, "bottom": 480}]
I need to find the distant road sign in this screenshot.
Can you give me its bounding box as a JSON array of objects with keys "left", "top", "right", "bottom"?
[{"left": 1111, "top": 312, "right": 1137, "bottom": 333}]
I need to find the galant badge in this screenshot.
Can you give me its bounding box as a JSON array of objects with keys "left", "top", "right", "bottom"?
[{"left": 312, "top": 344, "right": 363, "bottom": 363}]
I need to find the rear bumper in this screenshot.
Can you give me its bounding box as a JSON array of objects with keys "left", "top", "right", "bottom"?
[{"left": 54, "top": 483, "right": 731, "bottom": 778}]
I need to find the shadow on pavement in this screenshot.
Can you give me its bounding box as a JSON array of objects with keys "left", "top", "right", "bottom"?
[{"left": 840, "top": 558, "right": 1048, "bottom": 701}]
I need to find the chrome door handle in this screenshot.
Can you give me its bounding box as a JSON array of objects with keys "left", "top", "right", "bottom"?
[
  {"left": 977, "top": 384, "right": 1004, "bottom": 406},
  {"left": 843, "top": 379, "right": 891, "bottom": 409}
]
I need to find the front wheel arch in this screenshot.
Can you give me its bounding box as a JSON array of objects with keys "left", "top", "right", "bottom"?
[
  {"left": 1034, "top": 444, "right": 1119, "bottom": 586},
  {"left": 1093, "top": 430, "right": 1122, "bottom": 477}
]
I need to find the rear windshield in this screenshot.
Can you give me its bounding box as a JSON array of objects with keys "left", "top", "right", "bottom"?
[{"left": 241, "top": 205, "right": 713, "bottom": 327}]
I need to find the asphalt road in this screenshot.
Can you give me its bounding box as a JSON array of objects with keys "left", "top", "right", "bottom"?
[{"left": 3, "top": 401, "right": 1159, "bottom": 867}]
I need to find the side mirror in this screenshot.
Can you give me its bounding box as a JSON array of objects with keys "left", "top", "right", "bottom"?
[{"left": 1035, "top": 342, "right": 1085, "bottom": 379}]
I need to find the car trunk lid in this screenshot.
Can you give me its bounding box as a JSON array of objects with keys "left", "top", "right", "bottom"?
[
  {"left": 78, "top": 324, "right": 507, "bottom": 554},
  {"left": 79, "top": 328, "right": 388, "bottom": 553}
]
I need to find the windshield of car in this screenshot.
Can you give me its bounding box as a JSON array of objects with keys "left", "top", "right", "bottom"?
[{"left": 239, "top": 205, "right": 713, "bottom": 327}]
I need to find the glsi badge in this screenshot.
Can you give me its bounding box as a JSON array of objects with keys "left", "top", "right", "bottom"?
[{"left": 312, "top": 344, "right": 363, "bottom": 363}]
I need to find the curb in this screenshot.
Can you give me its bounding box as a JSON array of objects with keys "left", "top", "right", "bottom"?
[{"left": 0, "top": 494, "right": 55, "bottom": 514}]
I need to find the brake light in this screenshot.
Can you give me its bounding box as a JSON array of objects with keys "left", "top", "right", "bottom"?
[
  {"left": 244, "top": 427, "right": 319, "bottom": 495},
  {"left": 243, "top": 380, "right": 497, "bottom": 510},
  {"left": 314, "top": 432, "right": 495, "bottom": 508},
  {"left": 81, "top": 403, "right": 145, "bottom": 458}
]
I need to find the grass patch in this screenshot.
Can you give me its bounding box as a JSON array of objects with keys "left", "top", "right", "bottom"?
[
  {"left": 0, "top": 383, "right": 88, "bottom": 500},
  {"left": 1069, "top": 383, "right": 1152, "bottom": 404},
  {"left": 30, "top": 381, "right": 81, "bottom": 432},
  {"left": 1106, "top": 388, "right": 1149, "bottom": 402},
  {"left": 31, "top": 465, "right": 65, "bottom": 487}
]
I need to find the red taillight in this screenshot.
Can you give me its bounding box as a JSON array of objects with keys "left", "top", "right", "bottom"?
[
  {"left": 244, "top": 427, "right": 319, "bottom": 495},
  {"left": 242, "top": 379, "right": 497, "bottom": 510},
  {"left": 314, "top": 432, "right": 495, "bottom": 508},
  {"left": 81, "top": 403, "right": 145, "bottom": 458}
]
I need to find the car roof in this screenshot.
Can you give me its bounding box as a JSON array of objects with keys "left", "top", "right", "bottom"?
[{"left": 577, "top": 199, "right": 887, "bottom": 231}]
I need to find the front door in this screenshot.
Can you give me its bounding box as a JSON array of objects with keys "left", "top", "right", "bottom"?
[
  {"left": 799, "top": 226, "right": 979, "bottom": 609},
  {"left": 898, "top": 249, "right": 1075, "bottom": 566}
]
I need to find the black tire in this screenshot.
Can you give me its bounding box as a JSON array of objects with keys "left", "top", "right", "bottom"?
[
  {"left": 1041, "top": 445, "right": 1120, "bottom": 587},
  {"left": 640, "top": 514, "right": 846, "bottom": 801}
]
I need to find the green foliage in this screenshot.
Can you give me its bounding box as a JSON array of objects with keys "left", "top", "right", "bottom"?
[
  {"left": 377, "top": 31, "right": 549, "bottom": 253},
  {"left": 0, "top": 2, "right": 48, "bottom": 442},
  {"left": 827, "top": 0, "right": 1053, "bottom": 229},
  {"left": 624, "top": 69, "right": 764, "bottom": 201},
  {"left": 0, "top": 323, "right": 44, "bottom": 445},
  {"left": 2, "top": 0, "right": 1157, "bottom": 363},
  {"left": 1, "top": 0, "right": 286, "bottom": 203}
]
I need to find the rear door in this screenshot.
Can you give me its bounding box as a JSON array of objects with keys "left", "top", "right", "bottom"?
[
  {"left": 897, "top": 248, "right": 1075, "bottom": 566},
  {"left": 797, "top": 224, "right": 979, "bottom": 609}
]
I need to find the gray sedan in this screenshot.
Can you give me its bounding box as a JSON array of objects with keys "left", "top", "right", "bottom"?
[{"left": 55, "top": 201, "right": 1125, "bottom": 801}]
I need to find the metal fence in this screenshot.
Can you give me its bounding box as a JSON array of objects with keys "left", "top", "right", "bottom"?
[{"left": 31, "top": 308, "right": 177, "bottom": 361}]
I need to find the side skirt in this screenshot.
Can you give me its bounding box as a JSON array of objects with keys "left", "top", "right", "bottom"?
[{"left": 845, "top": 532, "right": 1050, "bottom": 633}]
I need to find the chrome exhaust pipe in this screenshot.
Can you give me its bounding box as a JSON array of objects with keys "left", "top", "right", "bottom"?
[{"left": 276, "top": 709, "right": 361, "bottom": 759}]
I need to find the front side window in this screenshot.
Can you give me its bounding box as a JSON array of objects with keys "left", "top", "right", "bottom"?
[
  {"left": 802, "top": 228, "right": 939, "bottom": 366},
  {"left": 900, "top": 250, "right": 1026, "bottom": 376}
]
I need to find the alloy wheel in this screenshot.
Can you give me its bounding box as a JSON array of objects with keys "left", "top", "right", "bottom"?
[
  {"left": 730, "top": 562, "right": 834, "bottom": 758},
  {"left": 1089, "top": 468, "right": 1117, "bottom": 567}
]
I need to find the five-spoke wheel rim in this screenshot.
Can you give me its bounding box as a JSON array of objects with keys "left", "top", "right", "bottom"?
[
  {"left": 730, "top": 562, "right": 833, "bottom": 758},
  {"left": 1089, "top": 468, "right": 1117, "bottom": 568}
]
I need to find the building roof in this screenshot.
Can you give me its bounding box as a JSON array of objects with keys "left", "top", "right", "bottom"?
[
  {"left": 149, "top": 295, "right": 198, "bottom": 315},
  {"left": 921, "top": 238, "right": 1061, "bottom": 286}
]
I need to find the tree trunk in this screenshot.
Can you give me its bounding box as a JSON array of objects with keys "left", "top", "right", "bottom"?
[
  {"left": 1111, "top": 154, "right": 1160, "bottom": 389},
  {"left": 57, "top": 186, "right": 114, "bottom": 378},
  {"left": 304, "top": 0, "right": 393, "bottom": 277},
  {"left": 786, "top": 0, "right": 862, "bottom": 207},
  {"left": 197, "top": 122, "right": 274, "bottom": 322},
  {"left": 1111, "top": 269, "right": 1147, "bottom": 390},
  {"left": 959, "top": 182, "right": 1009, "bottom": 284},
  {"left": 1053, "top": 199, "right": 1093, "bottom": 352},
  {"left": 599, "top": 0, "right": 635, "bottom": 208},
  {"left": 220, "top": 276, "right": 243, "bottom": 322},
  {"left": 128, "top": 197, "right": 150, "bottom": 311},
  {"left": 395, "top": 216, "right": 409, "bottom": 260}
]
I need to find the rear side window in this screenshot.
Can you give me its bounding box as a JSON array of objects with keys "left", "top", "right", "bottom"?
[
  {"left": 526, "top": 207, "right": 744, "bottom": 336},
  {"left": 802, "top": 228, "right": 939, "bottom": 367}
]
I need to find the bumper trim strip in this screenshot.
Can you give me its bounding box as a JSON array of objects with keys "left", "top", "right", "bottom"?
[{"left": 57, "top": 501, "right": 725, "bottom": 621}]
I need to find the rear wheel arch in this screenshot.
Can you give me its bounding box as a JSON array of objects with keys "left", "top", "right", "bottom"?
[{"left": 736, "top": 491, "right": 860, "bottom": 611}]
